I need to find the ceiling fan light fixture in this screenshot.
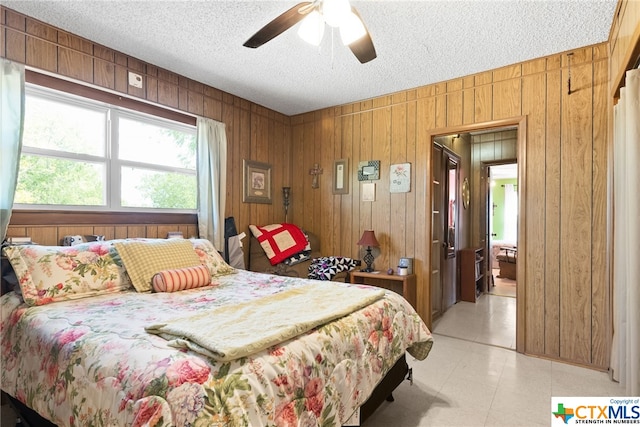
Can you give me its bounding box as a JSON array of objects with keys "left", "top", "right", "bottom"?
[
  {"left": 322, "top": 0, "right": 351, "bottom": 27},
  {"left": 298, "top": 10, "right": 325, "bottom": 45},
  {"left": 340, "top": 11, "right": 366, "bottom": 45}
]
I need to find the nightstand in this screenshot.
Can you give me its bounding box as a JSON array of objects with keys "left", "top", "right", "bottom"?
[{"left": 349, "top": 271, "right": 416, "bottom": 309}]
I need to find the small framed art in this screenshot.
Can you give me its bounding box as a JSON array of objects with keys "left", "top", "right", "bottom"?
[
  {"left": 333, "top": 159, "right": 349, "bottom": 194},
  {"left": 243, "top": 159, "right": 272, "bottom": 204}
]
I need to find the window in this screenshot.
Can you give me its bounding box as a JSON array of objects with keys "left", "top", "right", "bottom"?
[{"left": 15, "top": 85, "right": 197, "bottom": 212}]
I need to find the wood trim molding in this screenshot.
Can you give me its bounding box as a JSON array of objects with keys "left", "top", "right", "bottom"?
[
  {"left": 26, "top": 70, "right": 197, "bottom": 126},
  {"left": 9, "top": 210, "right": 197, "bottom": 226}
]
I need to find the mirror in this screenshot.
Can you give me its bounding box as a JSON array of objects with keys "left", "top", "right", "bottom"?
[{"left": 445, "top": 157, "right": 458, "bottom": 258}]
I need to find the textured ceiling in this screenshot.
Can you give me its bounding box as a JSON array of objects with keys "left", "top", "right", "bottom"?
[{"left": 4, "top": 0, "right": 617, "bottom": 116}]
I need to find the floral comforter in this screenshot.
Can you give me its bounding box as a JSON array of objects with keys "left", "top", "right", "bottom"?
[{"left": 1, "top": 270, "right": 433, "bottom": 426}]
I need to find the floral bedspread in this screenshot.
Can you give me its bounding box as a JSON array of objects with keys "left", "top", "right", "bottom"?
[{"left": 1, "top": 270, "right": 433, "bottom": 426}]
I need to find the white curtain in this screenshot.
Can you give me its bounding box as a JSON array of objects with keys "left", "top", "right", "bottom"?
[
  {"left": 611, "top": 68, "right": 640, "bottom": 395},
  {"left": 503, "top": 183, "right": 518, "bottom": 244},
  {"left": 0, "top": 59, "right": 25, "bottom": 242},
  {"left": 196, "top": 117, "right": 227, "bottom": 251}
]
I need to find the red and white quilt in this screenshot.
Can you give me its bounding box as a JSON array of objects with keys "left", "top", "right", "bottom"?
[{"left": 249, "top": 223, "right": 309, "bottom": 265}]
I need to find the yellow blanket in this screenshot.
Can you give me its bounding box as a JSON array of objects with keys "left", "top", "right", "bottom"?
[{"left": 145, "top": 282, "right": 385, "bottom": 361}]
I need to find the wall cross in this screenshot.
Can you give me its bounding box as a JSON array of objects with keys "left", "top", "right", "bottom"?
[{"left": 309, "top": 163, "right": 323, "bottom": 188}]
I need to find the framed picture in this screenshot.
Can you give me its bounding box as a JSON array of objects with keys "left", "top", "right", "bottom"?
[
  {"left": 390, "top": 163, "right": 411, "bottom": 193},
  {"left": 358, "top": 160, "right": 380, "bottom": 181},
  {"left": 362, "top": 182, "right": 376, "bottom": 201},
  {"left": 333, "top": 159, "right": 349, "bottom": 194},
  {"left": 243, "top": 159, "right": 272, "bottom": 204}
]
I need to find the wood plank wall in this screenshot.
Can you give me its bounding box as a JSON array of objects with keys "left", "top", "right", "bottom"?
[
  {"left": 290, "top": 44, "right": 610, "bottom": 369},
  {"left": 0, "top": 6, "right": 291, "bottom": 264}
]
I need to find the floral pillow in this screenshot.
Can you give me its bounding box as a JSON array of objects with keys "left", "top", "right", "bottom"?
[
  {"left": 2, "top": 241, "right": 132, "bottom": 306},
  {"left": 190, "top": 238, "right": 236, "bottom": 277}
]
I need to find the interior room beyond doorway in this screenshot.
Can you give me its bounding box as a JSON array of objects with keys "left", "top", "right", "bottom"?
[{"left": 488, "top": 163, "right": 518, "bottom": 298}]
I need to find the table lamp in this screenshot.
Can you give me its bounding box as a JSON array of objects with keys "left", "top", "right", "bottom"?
[{"left": 357, "top": 230, "right": 379, "bottom": 272}]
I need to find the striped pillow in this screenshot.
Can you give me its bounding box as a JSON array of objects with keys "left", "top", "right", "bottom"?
[
  {"left": 152, "top": 265, "right": 212, "bottom": 292},
  {"left": 114, "top": 239, "right": 202, "bottom": 292}
]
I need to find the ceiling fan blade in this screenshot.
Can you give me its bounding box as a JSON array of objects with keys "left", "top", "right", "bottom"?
[
  {"left": 348, "top": 7, "right": 376, "bottom": 64},
  {"left": 244, "top": 2, "right": 314, "bottom": 49}
]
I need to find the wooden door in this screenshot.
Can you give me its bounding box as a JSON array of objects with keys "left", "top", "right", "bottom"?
[{"left": 431, "top": 143, "right": 460, "bottom": 317}]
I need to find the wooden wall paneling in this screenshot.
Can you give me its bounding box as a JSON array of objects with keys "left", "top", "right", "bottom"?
[
  {"left": 146, "top": 226, "right": 159, "bottom": 238},
  {"left": 416, "top": 97, "right": 436, "bottom": 326},
  {"left": 435, "top": 93, "right": 447, "bottom": 129},
  {"left": 391, "top": 100, "right": 408, "bottom": 265},
  {"left": 290, "top": 119, "right": 305, "bottom": 228},
  {"left": 27, "top": 227, "right": 57, "bottom": 246},
  {"left": 5, "top": 8, "right": 24, "bottom": 31},
  {"left": 157, "top": 80, "right": 179, "bottom": 109},
  {"left": 126, "top": 226, "right": 146, "bottom": 238},
  {"left": 58, "top": 47, "right": 93, "bottom": 83},
  {"left": 340, "top": 113, "right": 355, "bottom": 256},
  {"left": 187, "top": 91, "right": 204, "bottom": 116},
  {"left": 236, "top": 106, "right": 252, "bottom": 237},
  {"left": 371, "top": 106, "right": 391, "bottom": 270},
  {"left": 463, "top": 76, "right": 476, "bottom": 125},
  {"left": 522, "top": 71, "right": 547, "bottom": 355},
  {"left": 5, "top": 26, "right": 25, "bottom": 63},
  {"left": 560, "top": 62, "right": 594, "bottom": 365},
  {"left": 323, "top": 112, "right": 338, "bottom": 255},
  {"left": 350, "top": 112, "right": 362, "bottom": 259},
  {"left": 493, "top": 79, "right": 522, "bottom": 120},
  {"left": 405, "top": 100, "right": 418, "bottom": 261},
  {"left": 94, "top": 58, "right": 115, "bottom": 89},
  {"left": 302, "top": 120, "right": 316, "bottom": 234},
  {"left": 93, "top": 226, "right": 115, "bottom": 240},
  {"left": 114, "top": 64, "right": 129, "bottom": 94},
  {"left": 26, "top": 35, "right": 56, "bottom": 72},
  {"left": 591, "top": 58, "right": 610, "bottom": 369},
  {"left": 544, "top": 68, "right": 562, "bottom": 358},
  {"left": 446, "top": 91, "right": 463, "bottom": 127},
  {"left": 204, "top": 95, "right": 222, "bottom": 121},
  {"left": 358, "top": 107, "right": 373, "bottom": 261},
  {"left": 474, "top": 84, "right": 493, "bottom": 124},
  {"left": 178, "top": 86, "right": 189, "bottom": 114}
]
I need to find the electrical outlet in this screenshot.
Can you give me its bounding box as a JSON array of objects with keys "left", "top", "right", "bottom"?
[{"left": 128, "top": 71, "right": 143, "bottom": 88}]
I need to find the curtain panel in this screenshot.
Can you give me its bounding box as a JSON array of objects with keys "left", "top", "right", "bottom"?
[
  {"left": 611, "top": 68, "right": 640, "bottom": 395},
  {"left": 196, "top": 117, "right": 227, "bottom": 252},
  {"left": 0, "top": 59, "right": 25, "bottom": 242}
]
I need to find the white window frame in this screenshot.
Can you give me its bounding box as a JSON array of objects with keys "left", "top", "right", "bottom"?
[{"left": 16, "top": 84, "right": 197, "bottom": 213}]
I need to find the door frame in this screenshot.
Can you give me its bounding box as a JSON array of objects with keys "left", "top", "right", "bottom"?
[{"left": 425, "top": 116, "right": 527, "bottom": 353}]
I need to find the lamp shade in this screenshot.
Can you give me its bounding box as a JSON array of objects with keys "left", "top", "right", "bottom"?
[{"left": 357, "top": 230, "right": 379, "bottom": 247}]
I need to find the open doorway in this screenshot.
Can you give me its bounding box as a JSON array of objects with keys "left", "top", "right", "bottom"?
[
  {"left": 431, "top": 126, "right": 519, "bottom": 350},
  {"left": 487, "top": 163, "right": 518, "bottom": 298}
]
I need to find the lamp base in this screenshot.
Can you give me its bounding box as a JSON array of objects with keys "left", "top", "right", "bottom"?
[{"left": 361, "top": 247, "right": 374, "bottom": 272}]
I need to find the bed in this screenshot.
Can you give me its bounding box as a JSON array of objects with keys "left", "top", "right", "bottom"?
[{"left": 0, "top": 238, "right": 433, "bottom": 426}]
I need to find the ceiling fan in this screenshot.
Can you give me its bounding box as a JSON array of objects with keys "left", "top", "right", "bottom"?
[{"left": 243, "top": 0, "right": 377, "bottom": 64}]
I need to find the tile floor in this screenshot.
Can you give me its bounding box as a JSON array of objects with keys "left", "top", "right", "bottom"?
[{"left": 365, "top": 293, "right": 625, "bottom": 426}]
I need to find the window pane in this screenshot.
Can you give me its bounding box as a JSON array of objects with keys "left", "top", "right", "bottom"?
[
  {"left": 119, "top": 118, "right": 196, "bottom": 169},
  {"left": 15, "top": 155, "right": 106, "bottom": 205},
  {"left": 121, "top": 167, "right": 197, "bottom": 209},
  {"left": 23, "top": 95, "right": 106, "bottom": 156}
]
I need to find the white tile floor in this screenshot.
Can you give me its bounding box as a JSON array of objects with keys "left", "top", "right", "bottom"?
[{"left": 364, "top": 294, "right": 625, "bottom": 426}]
